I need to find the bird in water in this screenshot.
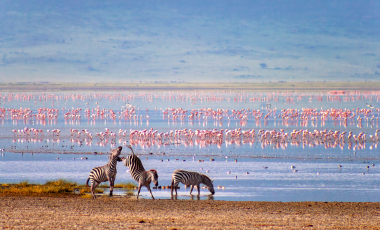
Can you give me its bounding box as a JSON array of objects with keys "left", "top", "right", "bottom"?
[{"left": 366, "top": 103, "right": 375, "bottom": 109}]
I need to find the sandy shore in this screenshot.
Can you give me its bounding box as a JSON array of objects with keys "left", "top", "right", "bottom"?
[{"left": 1, "top": 195, "right": 380, "bottom": 229}]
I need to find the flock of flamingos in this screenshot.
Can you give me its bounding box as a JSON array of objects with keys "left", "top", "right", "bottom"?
[{"left": 2, "top": 90, "right": 380, "bottom": 152}]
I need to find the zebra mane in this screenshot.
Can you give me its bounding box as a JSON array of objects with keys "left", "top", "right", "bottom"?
[
  {"left": 126, "top": 153, "right": 145, "bottom": 171},
  {"left": 122, "top": 145, "right": 146, "bottom": 171},
  {"left": 201, "top": 173, "right": 213, "bottom": 184},
  {"left": 149, "top": 169, "right": 157, "bottom": 174},
  {"left": 126, "top": 145, "right": 135, "bottom": 155}
]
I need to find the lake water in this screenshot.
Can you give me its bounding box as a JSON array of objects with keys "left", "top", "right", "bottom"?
[{"left": 0, "top": 91, "right": 380, "bottom": 201}]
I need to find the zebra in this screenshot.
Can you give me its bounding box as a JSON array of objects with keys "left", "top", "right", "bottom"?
[
  {"left": 122, "top": 145, "right": 158, "bottom": 200},
  {"left": 86, "top": 146, "right": 123, "bottom": 199},
  {"left": 171, "top": 169, "right": 215, "bottom": 196}
]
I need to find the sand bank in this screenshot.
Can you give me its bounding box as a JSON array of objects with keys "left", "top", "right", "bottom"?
[{"left": 1, "top": 195, "right": 380, "bottom": 229}]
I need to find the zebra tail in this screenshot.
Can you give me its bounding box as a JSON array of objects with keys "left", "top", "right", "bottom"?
[{"left": 86, "top": 177, "right": 90, "bottom": 187}]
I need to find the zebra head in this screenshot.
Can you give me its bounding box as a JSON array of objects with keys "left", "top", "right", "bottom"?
[
  {"left": 202, "top": 174, "right": 215, "bottom": 195},
  {"left": 111, "top": 146, "right": 123, "bottom": 158},
  {"left": 149, "top": 169, "right": 159, "bottom": 187}
]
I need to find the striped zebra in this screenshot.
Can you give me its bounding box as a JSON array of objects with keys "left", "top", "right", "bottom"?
[
  {"left": 171, "top": 169, "right": 215, "bottom": 196},
  {"left": 122, "top": 145, "right": 158, "bottom": 200},
  {"left": 86, "top": 146, "right": 123, "bottom": 199}
]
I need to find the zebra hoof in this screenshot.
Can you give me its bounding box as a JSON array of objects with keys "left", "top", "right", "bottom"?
[{"left": 109, "top": 191, "right": 113, "bottom": 196}]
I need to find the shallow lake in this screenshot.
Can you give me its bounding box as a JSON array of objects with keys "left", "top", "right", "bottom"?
[{"left": 0, "top": 91, "right": 379, "bottom": 201}]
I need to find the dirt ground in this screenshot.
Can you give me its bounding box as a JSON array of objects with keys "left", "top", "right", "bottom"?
[{"left": 1, "top": 195, "right": 380, "bottom": 229}]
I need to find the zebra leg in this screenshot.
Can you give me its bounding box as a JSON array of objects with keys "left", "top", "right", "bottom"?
[
  {"left": 170, "top": 179, "right": 174, "bottom": 196},
  {"left": 136, "top": 184, "right": 142, "bottom": 200},
  {"left": 91, "top": 181, "right": 100, "bottom": 199},
  {"left": 171, "top": 179, "right": 179, "bottom": 196},
  {"left": 197, "top": 184, "right": 201, "bottom": 196},
  {"left": 146, "top": 184, "right": 155, "bottom": 200},
  {"left": 174, "top": 183, "right": 179, "bottom": 196},
  {"left": 109, "top": 177, "right": 114, "bottom": 196},
  {"left": 190, "top": 185, "right": 194, "bottom": 195}
]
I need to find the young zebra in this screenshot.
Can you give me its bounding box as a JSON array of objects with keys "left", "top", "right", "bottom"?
[
  {"left": 171, "top": 169, "right": 215, "bottom": 196},
  {"left": 122, "top": 145, "right": 159, "bottom": 200},
  {"left": 86, "top": 146, "right": 123, "bottom": 199}
]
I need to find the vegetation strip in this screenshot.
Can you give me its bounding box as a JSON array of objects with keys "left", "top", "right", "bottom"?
[{"left": 0, "top": 179, "right": 136, "bottom": 196}]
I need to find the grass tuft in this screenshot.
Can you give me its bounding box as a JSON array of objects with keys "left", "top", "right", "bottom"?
[
  {"left": 81, "top": 194, "right": 93, "bottom": 199},
  {"left": 98, "top": 182, "right": 137, "bottom": 189},
  {"left": 126, "top": 191, "right": 134, "bottom": 196},
  {"left": 114, "top": 182, "right": 137, "bottom": 189}
]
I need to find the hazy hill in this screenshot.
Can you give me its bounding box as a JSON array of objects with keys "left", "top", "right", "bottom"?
[{"left": 0, "top": 0, "right": 379, "bottom": 83}]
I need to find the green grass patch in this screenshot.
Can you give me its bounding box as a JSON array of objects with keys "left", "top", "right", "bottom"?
[
  {"left": 0, "top": 179, "right": 137, "bottom": 196},
  {"left": 0, "top": 179, "right": 82, "bottom": 195}
]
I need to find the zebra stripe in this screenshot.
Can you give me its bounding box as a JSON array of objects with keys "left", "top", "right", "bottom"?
[
  {"left": 171, "top": 169, "right": 215, "bottom": 196},
  {"left": 86, "top": 146, "right": 123, "bottom": 199},
  {"left": 122, "top": 145, "right": 158, "bottom": 200}
]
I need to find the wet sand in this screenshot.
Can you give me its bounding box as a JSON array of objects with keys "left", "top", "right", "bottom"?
[{"left": 1, "top": 195, "right": 380, "bottom": 229}]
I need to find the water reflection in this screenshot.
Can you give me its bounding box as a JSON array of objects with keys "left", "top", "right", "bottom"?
[
  {"left": 170, "top": 194, "right": 214, "bottom": 200},
  {"left": 7, "top": 127, "right": 378, "bottom": 151}
]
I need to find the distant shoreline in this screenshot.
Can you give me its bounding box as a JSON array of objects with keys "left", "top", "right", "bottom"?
[{"left": 0, "top": 81, "right": 379, "bottom": 92}]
